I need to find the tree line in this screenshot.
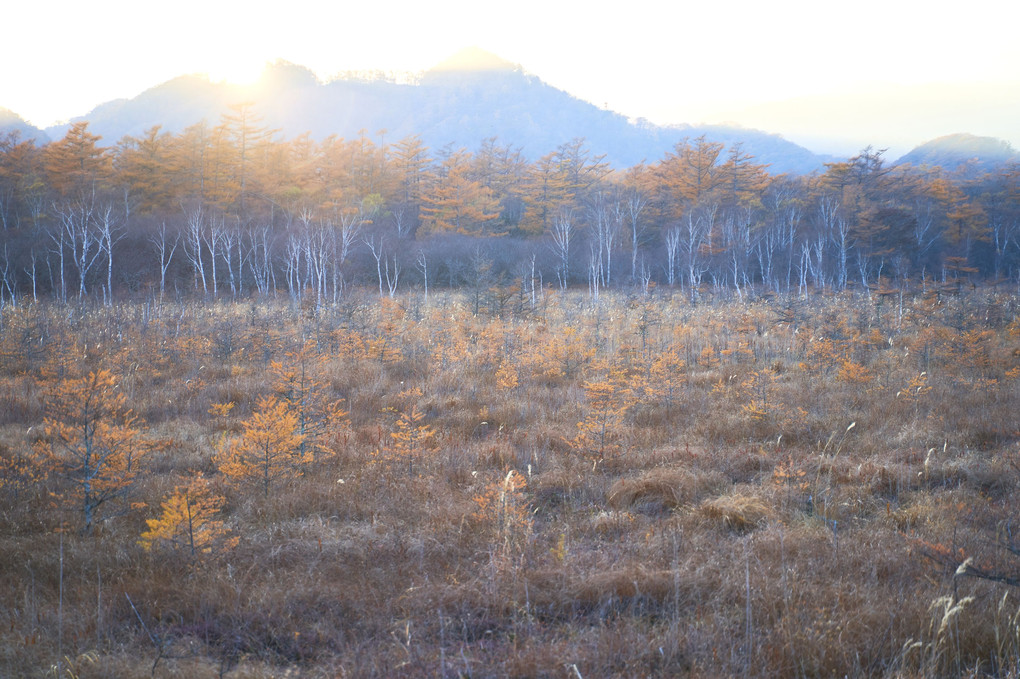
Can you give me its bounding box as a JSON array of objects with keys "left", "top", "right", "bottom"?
[{"left": 0, "top": 103, "right": 1018, "bottom": 307}]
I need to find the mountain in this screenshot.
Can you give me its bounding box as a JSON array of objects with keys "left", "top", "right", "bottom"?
[
  {"left": 895, "top": 133, "right": 1019, "bottom": 176},
  {"left": 41, "top": 48, "right": 835, "bottom": 174},
  {"left": 427, "top": 46, "right": 520, "bottom": 74},
  {"left": 715, "top": 81, "right": 1020, "bottom": 160},
  {"left": 0, "top": 108, "right": 49, "bottom": 143}
]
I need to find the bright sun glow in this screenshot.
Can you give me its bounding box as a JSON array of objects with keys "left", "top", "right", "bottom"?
[
  {"left": 2, "top": 0, "right": 1018, "bottom": 152},
  {"left": 205, "top": 58, "right": 266, "bottom": 87}
]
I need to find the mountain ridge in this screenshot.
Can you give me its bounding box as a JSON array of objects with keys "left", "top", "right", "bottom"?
[
  {"left": 22, "top": 50, "right": 834, "bottom": 173},
  {"left": 894, "top": 133, "right": 1019, "bottom": 176},
  {"left": 2, "top": 49, "right": 1016, "bottom": 176},
  {"left": 0, "top": 108, "right": 50, "bottom": 144}
]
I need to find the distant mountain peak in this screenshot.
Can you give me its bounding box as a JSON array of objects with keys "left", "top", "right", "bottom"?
[
  {"left": 896, "top": 133, "right": 1019, "bottom": 175},
  {"left": 918, "top": 132, "right": 1015, "bottom": 155},
  {"left": 40, "top": 53, "right": 834, "bottom": 174},
  {"left": 428, "top": 47, "right": 519, "bottom": 74},
  {"left": 0, "top": 107, "right": 49, "bottom": 143},
  {"left": 258, "top": 60, "right": 320, "bottom": 88}
]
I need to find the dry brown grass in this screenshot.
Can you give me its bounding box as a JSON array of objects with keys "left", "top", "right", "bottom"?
[
  {"left": 607, "top": 466, "right": 727, "bottom": 514},
  {"left": 1, "top": 290, "right": 1020, "bottom": 677},
  {"left": 698, "top": 492, "right": 773, "bottom": 533}
]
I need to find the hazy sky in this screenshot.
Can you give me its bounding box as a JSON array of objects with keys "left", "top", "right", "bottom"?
[{"left": 5, "top": 0, "right": 1019, "bottom": 156}]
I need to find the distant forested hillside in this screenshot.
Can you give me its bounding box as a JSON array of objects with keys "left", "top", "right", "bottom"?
[
  {"left": 896, "top": 133, "right": 1019, "bottom": 177},
  {"left": 0, "top": 108, "right": 48, "bottom": 144},
  {"left": 0, "top": 116, "right": 1018, "bottom": 307}
]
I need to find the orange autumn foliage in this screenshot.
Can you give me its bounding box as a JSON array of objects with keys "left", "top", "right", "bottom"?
[
  {"left": 34, "top": 368, "right": 148, "bottom": 531},
  {"left": 215, "top": 396, "right": 308, "bottom": 497},
  {"left": 139, "top": 473, "right": 236, "bottom": 558}
]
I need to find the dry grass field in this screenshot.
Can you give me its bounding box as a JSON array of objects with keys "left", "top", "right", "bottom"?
[{"left": 2, "top": 287, "right": 1020, "bottom": 677}]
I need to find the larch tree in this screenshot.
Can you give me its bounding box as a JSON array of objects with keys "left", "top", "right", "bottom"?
[
  {"left": 981, "top": 165, "right": 1020, "bottom": 281},
  {"left": 655, "top": 136, "right": 725, "bottom": 217},
  {"left": 555, "top": 137, "right": 611, "bottom": 201},
  {"left": 0, "top": 131, "right": 43, "bottom": 230},
  {"left": 420, "top": 149, "right": 502, "bottom": 236},
  {"left": 906, "top": 171, "right": 956, "bottom": 273},
  {"left": 114, "top": 125, "right": 178, "bottom": 216},
  {"left": 471, "top": 469, "right": 531, "bottom": 563},
  {"left": 571, "top": 362, "right": 635, "bottom": 469},
  {"left": 390, "top": 134, "right": 431, "bottom": 237},
  {"left": 244, "top": 120, "right": 291, "bottom": 220},
  {"left": 270, "top": 340, "right": 349, "bottom": 461},
  {"left": 944, "top": 186, "right": 990, "bottom": 279},
  {"left": 473, "top": 136, "right": 529, "bottom": 234},
  {"left": 275, "top": 132, "right": 322, "bottom": 217},
  {"left": 171, "top": 121, "right": 212, "bottom": 207},
  {"left": 522, "top": 151, "right": 572, "bottom": 237},
  {"left": 645, "top": 344, "right": 687, "bottom": 419},
  {"left": 44, "top": 122, "right": 111, "bottom": 198},
  {"left": 44, "top": 123, "right": 115, "bottom": 301},
  {"left": 316, "top": 135, "right": 357, "bottom": 210},
  {"left": 220, "top": 101, "right": 276, "bottom": 218},
  {"left": 139, "top": 472, "right": 235, "bottom": 558},
  {"left": 717, "top": 143, "right": 769, "bottom": 211},
  {"left": 388, "top": 405, "right": 434, "bottom": 477},
  {"left": 215, "top": 395, "right": 308, "bottom": 497},
  {"left": 346, "top": 129, "right": 387, "bottom": 202},
  {"left": 34, "top": 369, "right": 147, "bottom": 532},
  {"left": 203, "top": 122, "right": 242, "bottom": 216}
]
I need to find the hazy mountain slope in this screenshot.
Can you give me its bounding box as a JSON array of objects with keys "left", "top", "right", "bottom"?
[
  {"left": 51, "top": 74, "right": 241, "bottom": 144},
  {"left": 895, "top": 133, "right": 1019, "bottom": 176},
  {"left": 39, "top": 51, "right": 834, "bottom": 173},
  {"left": 0, "top": 108, "right": 49, "bottom": 143}
]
